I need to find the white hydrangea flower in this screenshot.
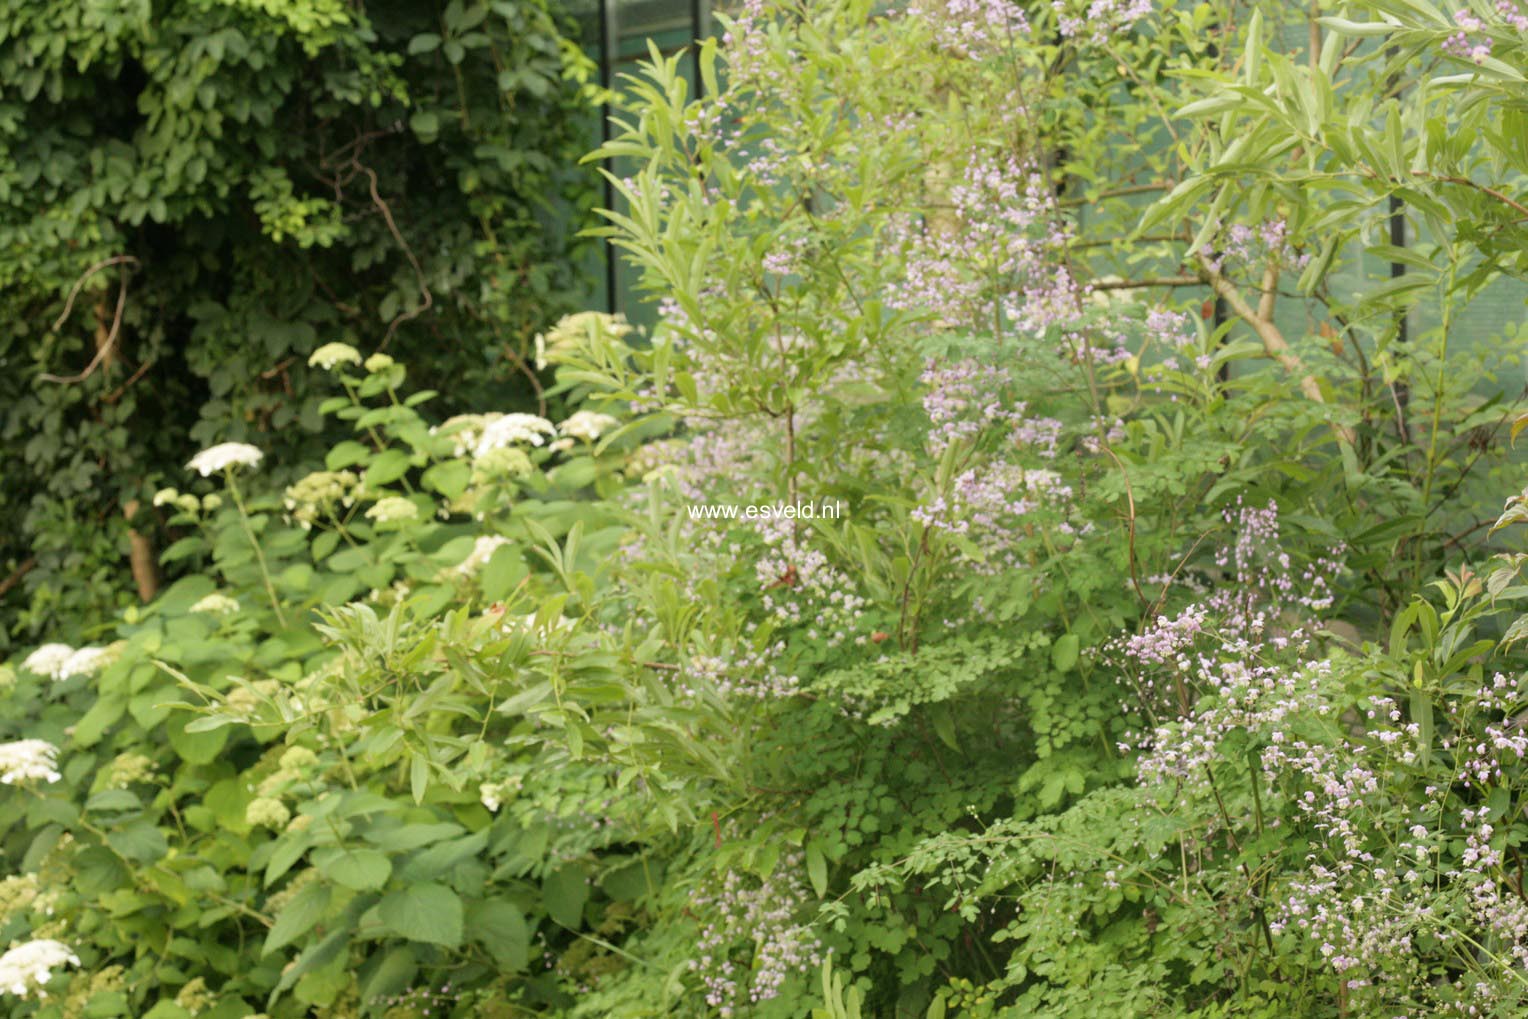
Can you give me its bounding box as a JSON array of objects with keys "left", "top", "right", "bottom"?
[
  {"left": 454, "top": 536, "right": 511, "bottom": 577},
  {"left": 245, "top": 797, "right": 291, "bottom": 829},
  {"left": 307, "top": 342, "right": 361, "bottom": 370},
  {"left": 0, "top": 741, "right": 62, "bottom": 785},
  {"left": 432, "top": 413, "right": 500, "bottom": 457},
  {"left": 480, "top": 782, "right": 503, "bottom": 812},
  {"left": 186, "top": 442, "right": 263, "bottom": 477},
  {"left": 57, "top": 647, "right": 107, "bottom": 680},
  {"left": 151, "top": 487, "right": 179, "bottom": 507},
  {"left": 190, "top": 593, "right": 240, "bottom": 616},
  {"left": 20, "top": 644, "right": 73, "bottom": 681},
  {"left": 473, "top": 413, "right": 556, "bottom": 457},
  {"left": 364, "top": 353, "right": 395, "bottom": 373},
  {"left": 0, "top": 939, "right": 80, "bottom": 999},
  {"left": 558, "top": 411, "right": 619, "bottom": 443},
  {"left": 365, "top": 497, "right": 419, "bottom": 525}
]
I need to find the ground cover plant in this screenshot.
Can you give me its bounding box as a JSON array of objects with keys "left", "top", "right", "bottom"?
[{"left": 1, "top": 0, "right": 1528, "bottom": 1017}]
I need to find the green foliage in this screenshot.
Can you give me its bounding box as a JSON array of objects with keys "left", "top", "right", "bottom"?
[
  {"left": 0, "top": 345, "right": 723, "bottom": 1016},
  {"left": 0, "top": 0, "right": 600, "bottom": 649},
  {"left": 2, "top": 0, "right": 1528, "bottom": 1017}
]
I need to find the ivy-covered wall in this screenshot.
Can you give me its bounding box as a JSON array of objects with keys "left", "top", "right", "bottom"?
[{"left": 0, "top": 0, "right": 601, "bottom": 649}]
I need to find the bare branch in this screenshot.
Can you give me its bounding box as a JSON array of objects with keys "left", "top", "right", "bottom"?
[
  {"left": 40, "top": 256, "right": 138, "bottom": 385},
  {"left": 1196, "top": 253, "right": 1356, "bottom": 446},
  {"left": 352, "top": 158, "right": 433, "bottom": 348}
]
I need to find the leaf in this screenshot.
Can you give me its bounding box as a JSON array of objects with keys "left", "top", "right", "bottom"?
[
  {"left": 272, "top": 927, "right": 349, "bottom": 1000},
  {"left": 407, "top": 32, "right": 441, "bottom": 54},
  {"left": 1410, "top": 688, "right": 1434, "bottom": 767},
  {"left": 361, "top": 947, "right": 417, "bottom": 1003},
  {"left": 264, "top": 882, "right": 331, "bottom": 955},
  {"left": 1051, "top": 633, "right": 1080, "bottom": 672},
  {"left": 1317, "top": 15, "right": 1395, "bottom": 37},
  {"left": 265, "top": 833, "right": 314, "bottom": 887},
  {"left": 400, "top": 830, "right": 488, "bottom": 882},
  {"left": 466, "top": 898, "right": 529, "bottom": 971},
  {"left": 107, "top": 822, "right": 168, "bottom": 863},
  {"left": 542, "top": 864, "right": 588, "bottom": 929},
  {"left": 168, "top": 716, "right": 229, "bottom": 763},
  {"left": 409, "top": 755, "right": 429, "bottom": 805},
  {"left": 314, "top": 847, "right": 392, "bottom": 891},
  {"left": 1178, "top": 94, "right": 1243, "bottom": 119},
  {"left": 481, "top": 547, "right": 528, "bottom": 601},
  {"left": 72, "top": 695, "right": 126, "bottom": 747},
  {"left": 325, "top": 440, "right": 370, "bottom": 470},
  {"left": 409, "top": 111, "right": 439, "bottom": 138},
  {"left": 86, "top": 790, "right": 140, "bottom": 813},
  {"left": 365, "top": 449, "right": 412, "bottom": 487},
  {"left": 421, "top": 460, "right": 470, "bottom": 500},
  {"left": 806, "top": 842, "right": 828, "bottom": 898},
  {"left": 378, "top": 882, "right": 463, "bottom": 947}
]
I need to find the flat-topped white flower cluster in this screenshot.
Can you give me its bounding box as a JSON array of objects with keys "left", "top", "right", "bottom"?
[
  {"left": 20, "top": 644, "right": 109, "bottom": 682},
  {"left": 186, "top": 442, "right": 263, "bottom": 477},
  {"left": 0, "top": 939, "right": 80, "bottom": 999},
  {"left": 0, "top": 740, "right": 62, "bottom": 785}
]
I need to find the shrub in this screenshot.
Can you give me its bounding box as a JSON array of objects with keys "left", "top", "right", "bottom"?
[{"left": 0, "top": 0, "right": 600, "bottom": 650}]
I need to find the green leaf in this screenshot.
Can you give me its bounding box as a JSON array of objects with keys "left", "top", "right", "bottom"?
[
  {"left": 1051, "top": 633, "right": 1080, "bottom": 672},
  {"left": 410, "top": 111, "right": 440, "bottom": 138},
  {"left": 421, "top": 460, "right": 470, "bottom": 500},
  {"left": 1178, "top": 94, "right": 1243, "bottom": 119},
  {"left": 481, "top": 547, "right": 528, "bottom": 602},
  {"left": 168, "top": 716, "right": 230, "bottom": 764},
  {"left": 87, "top": 790, "right": 140, "bottom": 813},
  {"left": 314, "top": 847, "right": 393, "bottom": 891},
  {"left": 107, "top": 822, "right": 168, "bottom": 863},
  {"left": 264, "top": 882, "right": 331, "bottom": 956},
  {"left": 543, "top": 864, "right": 588, "bottom": 929},
  {"left": 265, "top": 833, "right": 314, "bottom": 887},
  {"left": 407, "top": 32, "right": 441, "bottom": 54},
  {"left": 806, "top": 842, "right": 828, "bottom": 898},
  {"left": 409, "top": 755, "right": 429, "bottom": 804},
  {"left": 361, "top": 947, "right": 417, "bottom": 1003},
  {"left": 378, "top": 883, "right": 463, "bottom": 946},
  {"left": 466, "top": 898, "right": 529, "bottom": 971},
  {"left": 365, "top": 449, "right": 412, "bottom": 487},
  {"left": 325, "top": 441, "right": 370, "bottom": 470},
  {"left": 72, "top": 696, "right": 126, "bottom": 747}
]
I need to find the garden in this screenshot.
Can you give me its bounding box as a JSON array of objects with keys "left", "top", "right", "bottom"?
[{"left": 2, "top": 0, "right": 1528, "bottom": 1016}]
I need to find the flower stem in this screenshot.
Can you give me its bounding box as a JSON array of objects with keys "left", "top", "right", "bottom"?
[{"left": 227, "top": 475, "right": 288, "bottom": 628}]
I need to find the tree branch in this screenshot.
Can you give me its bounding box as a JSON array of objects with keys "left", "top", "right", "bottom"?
[
  {"left": 40, "top": 256, "right": 138, "bottom": 385},
  {"left": 1196, "top": 254, "right": 1355, "bottom": 446}
]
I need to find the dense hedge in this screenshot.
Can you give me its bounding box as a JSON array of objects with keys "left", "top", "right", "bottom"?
[{"left": 0, "top": 0, "right": 600, "bottom": 649}]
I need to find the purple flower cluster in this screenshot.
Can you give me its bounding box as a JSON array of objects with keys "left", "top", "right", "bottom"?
[
  {"left": 919, "top": 359, "right": 1023, "bottom": 454},
  {"left": 1118, "top": 501, "right": 1346, "bottom": 780},
  {"left": 689, "top": 853, "right": 824, "bottom": 1016},
  {"left": 1054, "top": 0, "right": 1152, "bottom": 43},
  {"left": 1263, "top": 673, "right": 1528, "bottom": 1009},
  {"left": 906, "top": 0, "right": 1031, "bottom": 57},
  {"left": 1443, "top": 9, "right": 1495, "bottom": 64},
  {"left": 754, "top": 516, "right": 868, "bottom": 642},
  {"left": 1200, "top": 218, "right": 1310, "bottom": 275},
  {"left": 885, "top": 153, "right": 1072, "bottom": 336},
  {"left": 1116, "top": 498, "right": 1528, "bottom": 1011}
]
